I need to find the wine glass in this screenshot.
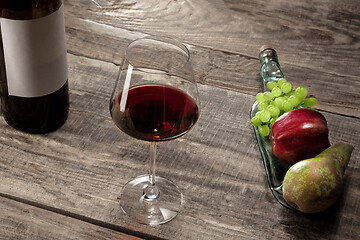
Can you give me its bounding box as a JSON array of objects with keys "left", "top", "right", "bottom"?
[{"left": 110, "top": 35, "right": 200, "bottom": 225}]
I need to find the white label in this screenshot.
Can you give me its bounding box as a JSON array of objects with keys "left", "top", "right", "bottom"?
[{"left": 1, "top": 5, "right": 68, "bottom": 97}]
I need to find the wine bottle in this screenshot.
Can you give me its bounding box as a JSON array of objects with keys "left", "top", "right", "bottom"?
[{"left": 0, "top": 0, "right": 69, "bottom": 133}]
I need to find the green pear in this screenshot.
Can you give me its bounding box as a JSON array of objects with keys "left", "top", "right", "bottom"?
[{"left": 282, "top": 143, "right": 354, "bottom": 213}]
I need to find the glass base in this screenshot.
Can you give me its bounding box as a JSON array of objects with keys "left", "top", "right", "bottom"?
[{"left": 120, "top": 175, "right": 183, "bottom": 225}]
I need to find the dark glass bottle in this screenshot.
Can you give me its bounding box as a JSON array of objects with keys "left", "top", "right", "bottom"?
[
  {"left": 0, "top": 0, "right": 69, "bottom": 133},
  {"left": 259, "top": 47, "right": 286, "bottom": 91}
]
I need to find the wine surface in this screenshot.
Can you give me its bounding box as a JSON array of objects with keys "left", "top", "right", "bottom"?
[{"left": 111, "top": 85, "right": 199, "bottom": 141}]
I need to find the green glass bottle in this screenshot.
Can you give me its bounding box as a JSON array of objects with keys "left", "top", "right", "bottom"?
[{"left": 259, "top": 47, "right": 286, "bottom": 91}]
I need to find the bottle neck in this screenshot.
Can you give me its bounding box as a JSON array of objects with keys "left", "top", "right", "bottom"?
[{"left": 259, "top": 48, "right": 278, "bottom": 65}]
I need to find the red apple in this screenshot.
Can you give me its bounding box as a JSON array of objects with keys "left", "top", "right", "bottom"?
[{"left": 270, "top": 108, "right": 330, "bottom": 164}]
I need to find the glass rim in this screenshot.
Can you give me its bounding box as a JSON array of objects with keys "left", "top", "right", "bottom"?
[{"left": 124, "top": 35, "right": 191, "bottom": 71}]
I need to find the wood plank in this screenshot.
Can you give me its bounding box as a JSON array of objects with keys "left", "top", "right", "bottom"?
[
  {"left": 63, "top": 1, "right": 360, "bottom": 117},
  {"left": 68, "top": 0, "right": 360, "bottom": 77},
  {"left": 0, "top": 54, "right": 359, "bottom": 239},
  {"left": 0, "top": 196, "right": 143, "bottom": 240}
]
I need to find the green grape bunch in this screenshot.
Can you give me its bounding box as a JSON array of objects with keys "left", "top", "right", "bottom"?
[{"left": 251, "top": 78, "right": 317, "bottom": 137}]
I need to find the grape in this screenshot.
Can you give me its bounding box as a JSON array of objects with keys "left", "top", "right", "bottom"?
[
  {"left": 280, "top": 82, "right": 293, "bottom": 94},
  {"left": 268, "top": 101, "right": 276, "bottom": 107},
  {"left": 259, "top": 125, "right": 270, "bottom": 137},
  {"left": 295, "top": 86, "right": 307, "bottom": 99},
  {"left": 258, "top": 101, "right": 268, "bottom": 111},
  {"left": 277, "top": 78, "right": 287, "bottom": 86},
  {"left": 255, "top": 111, "right": 262, "bottom": 117},
  {"left": 273, "top": 97, "right": 285, "bottom": 109},
  {"left": 268, "top": 106, "right": 280, "bottom": 117},
  {"left": 282, "top": 100, "right": 293, "bottom": 112},
  {"left": 283, "top": 92, "right": 291, "bottom": 99},
  {"left": 264, "top": 91, "right": 274, "bottom": 101},
  {"left": 267, "top": 81, "right": 278, "bottom": 90},
  {"left": 293, "top": 92, "right": 305, "bottom": 102},
  {"left": 251, "top": 78, "right": 316, "bottom": 135},
  {"left": 256, "top": 93, "right": 267, "bottom": 102},
  {"left": 251, "top": 116, "right": 262, "bottom": 126},
  {"left": 254, "top": 111, "right": 262, "bottom": 122},
  {"left": 288, "top": 95, "right": 300, "bottom": 108},
  {"left": 259, "top": 110, "right": 271, "bottom": 122},
  {"left": 272, "top": 87, "right": 282, "bottom": 97},
  {"left": 266, "top": 104, "right": 272, "bottom": 111},
  {"left": 304, "top": 97, "right": 317, "bottom": 107}
]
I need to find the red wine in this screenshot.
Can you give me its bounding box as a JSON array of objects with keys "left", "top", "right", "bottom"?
[
  {"left": 0, "top": 0, "right": 69, "bottom": 133},
  {"left": 111, "top": 85, "right": 199, "bottom": 141}
]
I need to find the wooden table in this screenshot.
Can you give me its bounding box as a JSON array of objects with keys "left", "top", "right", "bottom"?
[{"left": 1, "top": 0, "right": 359, "bottom": 239}]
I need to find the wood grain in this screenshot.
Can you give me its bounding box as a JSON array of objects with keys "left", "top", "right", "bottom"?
[
  {"left": 0, "top": 196, "right": 143, "bottom": 240},
  {"left": 0, "top": 54, "right": 359, "bottom": 239},
  {"left": 0, "top": 0, "right": 359, "bottom": 239},
  {"left": 63, "top": 0, "right": 360, "bottom": 117}
]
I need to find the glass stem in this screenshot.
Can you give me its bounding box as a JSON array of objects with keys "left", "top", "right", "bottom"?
[{"left": 144, "top": 142, "right": 160, "bottom": 200}]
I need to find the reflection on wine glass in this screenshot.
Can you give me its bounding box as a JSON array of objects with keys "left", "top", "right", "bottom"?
[{"left": 110, "top": 35, "right": 200, "bottom": 225}]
